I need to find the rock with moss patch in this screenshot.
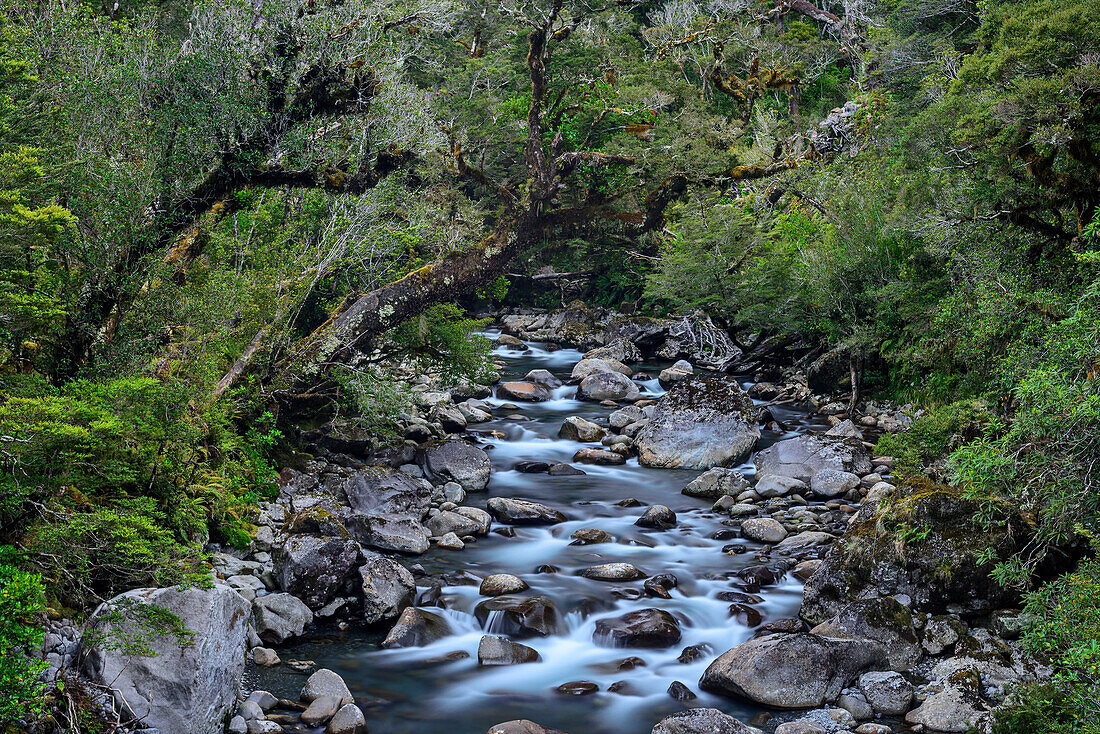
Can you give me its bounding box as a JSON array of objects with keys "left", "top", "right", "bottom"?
[
  {"left": 636, "top": 376, "right": 760, "bottom": 470},
  {"left": 810, "top": 597, "right": 922, "bottom": 671},
  {"left": 754, "top": 434, "right": 872, "bottom": 484},
  {"left": 275, "top": 535, "right": 362, "bottom": 610}
]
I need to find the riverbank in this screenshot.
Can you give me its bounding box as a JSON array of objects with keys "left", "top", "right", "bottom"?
[{"left": 50, "top": 308, "right": 1046, "bottom": 734}]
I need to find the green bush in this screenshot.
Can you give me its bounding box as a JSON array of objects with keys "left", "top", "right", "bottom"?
[
  {"left": 874, "top": 400, "right": 997, "bottom": 474},
  {"left": 0, "top": 548, "right": 47, "bottom": 725}
]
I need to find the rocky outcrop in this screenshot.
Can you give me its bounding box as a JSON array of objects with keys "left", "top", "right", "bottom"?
[
  {"left": 700, "top": 633, "right": 886, "bottom": 709},
  {"left": 79, "top": 585, "right": 250, "bottom": 734},
  {"left": 636, "top": 376, "right": 760, "bottom": 469},
  {"left": 800, "top": 484, "right": 1027, "bottom": 624}
]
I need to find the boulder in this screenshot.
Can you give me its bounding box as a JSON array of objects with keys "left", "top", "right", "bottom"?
[
  {"left": 358, "top": 552, "right": 416, "bottom": 624},
  {"left": 427, "top": 510, "right": 483, "bottom": 537},
  {"left": 580, "top": 563, "right": 646, "bottom": 581},
  {"left": 559, "top": 416, "right": 607, "bottom": 442},
  {"left": 609, "top": 405, "right": 647, "bottom": 429},
  {"left": 486, "top": 722, "right": 570, "bottom": 734},
  {"left": 571, "top": 357, "right": 632, "bottom": 380},
  {"left": 576, "top": 371, "right": 640, "bottom": 401},
  {"left": 809, "top": 469, "right": 861, "bottom": 498},
  {"left": 524, "top": 369, "right": 563, "bottom": 388},
  {"left": 809, "top": 597, "right": 922, "bottom": 671},
  {"left": 741, "top": 518, "right": 788, "bottom": 544},
  {"left": 593, "top": 609, "right": 682, "bottom": 648},
  {"left": 807, "top": 348, "right": 851, "bottom": 395},
  {"left": 682, "top": 467, "right": 750, "bottom": 499},
  {"left": 301, "top": 668, "right": 354, "bottom": 705},
  {"left": 904, "top": 683, "right": 985, "bottom": 732},
  {"left": 570, "top": 528, "right": 612, "bottom": 545},
  {"left": 636, "top": 505, "right": 677, "bottom": 529},
  {"left": 253, "top": 592, "right": 314, "bottom": 643},
  {"left": 584, "top": 338, "right": 641, "bottom": 364},
  {"left": 775, "top": 532, "right": 833, "bottom": 554},
  {"left": 341, "top": 469, "right": 432, "bottom": 553},
  {"left": 756, "top": 474, "right": 808, "bottom": 498},
  {"left": 754, "top": 434, "right": 872, "bottom": 484},
  {"left": 700, "top": 633, "right": 886, "bottom": 708},
  {"left": 480, "top": 574, "right": 529, "bottom": 596},
  {"left": 326, "top": 704, "right": 368, "bottom": 734},
  {"left": 487, "top": 497, "right": 566, "bottom": 525},
  {"left": 651, "top": 709, "right": 764, "bottom": 734},
  {"left": 800, "top": 485, "right": 1027, "bottom": 624},
  {"left": 275, "top": 535, "right": 361, "bottom": 610},
  {"left": 79, "top": 585, "right": 249, "bottom": 734},
  {"left": 636, "top": 376, "right": 759, "bottom": 470},
  {"left": 858, "top": 671, "right": 913, "bottom": 715},
  {"left": 478, "top": 635, "right": 540, "bottom": 665},
  {"left": 473, "top": 595, "right": 560, "bottom": 637},
  {"left": 572, "top": 448, "right": 626, "bottom": 465},
  {"left": 421, "top": 441, "right": 492, "bottom": 491},
  {"left": 498, "top": 381, "right": 551, "bottom": 401},
  {"left": 301, "top": 695, "right": 342, "bottom": 726},
  {"left": 381, "top": 607, "right": 451, "bottom": 648}
]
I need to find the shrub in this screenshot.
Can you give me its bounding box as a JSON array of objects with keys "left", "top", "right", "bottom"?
[{"left": 0, "top": 548, "right": 47, "bottom": 725}]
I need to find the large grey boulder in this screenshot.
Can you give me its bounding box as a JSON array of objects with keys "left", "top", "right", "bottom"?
[
  {"left": 636, "top": 376, "right": 760, "bottom": 469},
  {"left": 576, "top": 371, "right": 640, "bottom": 401},
  {"left": 858, "top": 671, "right": 913, "bottom": 715},
  {"left": 253, "top": 593, "right": 313, "bottom": 643},
  {"left": 420, "top": 441, "right": 492, "bottom": 491},
  {"left": 754, "top": 434, "right": 872, "bottom": 484},
  {"left": 486, "top": 497, "right": 566, "bottom": 525},
  {"left": 584, "top": 338, "right": 641, "bottom": 364},
  {"left": 275, "top": 535, "right": 361, "bottom": 610},
  {"left": 700, "top": 633, "right": 886, "bottom": 709},
  {"left": 358, "top": 552, "right": 416, "bottom": 624},
  {"left": 571, "top": 357, "right": 632, "bottom": 379},
  {"left": 651, "top": 709, "right": 763, "bottom": 734},
  {"left": 79, "top": 584, "right": 249, "bottom": 734},
  {"left": 340, "top": 468, "right": 432, "bottom": 554},
  {"left": 682, "top": 467, "right": 749, "bottom": 499},
  {"left": 809, "top": 597, "right": 922, "bottom": 671}
]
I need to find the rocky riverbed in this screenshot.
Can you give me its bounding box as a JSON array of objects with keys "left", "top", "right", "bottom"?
[{"left": 58, "top": 307, "right": 1047, "bottom": 734}]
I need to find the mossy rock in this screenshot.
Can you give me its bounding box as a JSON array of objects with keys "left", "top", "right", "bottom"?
[
  {"left": 284, "top": 507, "right": 350, "bottom": 538},
  {"left": 800, "top": 481, "right": 1027, "bottom": 625}
]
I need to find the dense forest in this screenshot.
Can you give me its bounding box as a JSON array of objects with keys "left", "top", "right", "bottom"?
[{"left": 1, "top": 0, "right": 1098, "bottom": 731}]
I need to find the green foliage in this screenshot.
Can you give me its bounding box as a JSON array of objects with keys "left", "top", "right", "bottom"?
[
  {"left": 995, "top": 558, "right": 1100, "bottom": 733},
  {"left": 875, "top": 401, "right": 997, "bottom": 474},
  {"left": 0, "top": 548, "right": 47, "bottom": 724},
  {"left": 387, "top": 304, "right": 495, "bottom": 383}
]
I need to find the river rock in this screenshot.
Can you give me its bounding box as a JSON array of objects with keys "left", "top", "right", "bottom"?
[
  {"left": 524, "top": 369, "right": 563, "bottom": 388},
  {"left": 594, "top": 609, "right": 682, "bottom": 648},
  {"left": 572, "top": 357, "right": 632, "bottom": 379},
  {"left": 381, "top": 607, "right": 451, "bottom": 647},
  {"left": 776, "top": 532, "right": 833, "bottom": 554},
  {"left": 636, "top": 505, "right": 677, "bottom": 529},
  {"left": 548, "top": 463, "right": 586, "bottom": 476},
  {"left": 700, "top": 633, "right": 887, "bottom": 708},
  {"left": 341, "top": 468, "right": 433, "bottom": 553},
  {"left": 581, "top": 563, "right": 646, "bottom": 581},
  {"left": 79, "top": 585, "right": 249, "bottom": 734},
  {"left": 809, "top": 469, "right": 861, "bottom": 498},
  {"left": 610, "top": 405, "right": 647, "bottom": 428},
  {"left": 427, "top": 510, "right": 483, "bottom": 537},
  {"left": 570, "top": 528, "right": 612, "bottom": 544},
  {"left": 585, "top": 338, "right": 641, "bottom": 364},
  {"left": 577, "top": 371, "right": 640, "bottom": 401},
  {"left": 345, "top": 513, "right": 430, "bottom": 555},
  {"left": 437, "top": 531, "right": 464, "bottom": 549},
  {"left": 301, "top": 668, "right": 354, "bottom": 706},
  {"left": 421, "top": 441, "right": 492, "bottom": 491},
  {"left": 754, "top": 434, "right": 872, "bottom": 484},
  {"left": 276, "top": 535, "right": 361, "bottom": 610},
  {"left": 858, "top": 671, "right": 913, "bottom": 715},
  {"left": 756, "top": 474, "right": 808, "bottom": 498},
  {"left": 636, "top": 376, "right": 759, "bottom": 470},
  {"left": 478, "top": 635, "right": 540, "bottom": 665},
  {"left": 572, "top": 448, "right": 626, "bottom": 465},
  {"left": 327, "top": 703, "right": 368, "bottom": 734},
  {"left": 658, "top": 360, "right": 693, "bottom": 386},
  {"left": 559, "top": 416, "right": 607, "bottom": 442},
  {"left": 651, "top": 708, "right": 764, "bottom": 734},
  {"left": 473, "top": 595, "right": 560, "bottom": 637},
  {"left": 741, "top": 518, "right": 788, "bottom": 544},
  {"left": 253, "top": 592, "right": 314, "bottom": 643},
  {"left": 301, "top": 695, "right": 342, "bottom": 726},
  {"left": 904, "top": 681, "right": 984, "bottom": 732},
  {"left": 480, "top": 574, "right": 529, "bottom": 596},
  {"left": 487, "top": 497, "right": 567, "bottom": 524},
  {"left": 809, "top": 598, "right": 921, "bottom": 670},
  {"left": 359, "top": 552, "right": 416, "bottom": 624},
  {"left": 487, "top": 721, "right": 570, "bottom": 734},
  {"left": 682, "top": 467, "right": 750, "bottom": 499},
  {"left": 499, "top": 381, "right": 551, "bottom": 401}
]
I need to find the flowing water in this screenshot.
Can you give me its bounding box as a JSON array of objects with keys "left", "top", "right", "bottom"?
[{"left": 248, "top": 331, "right": 832, "bottom": 733}]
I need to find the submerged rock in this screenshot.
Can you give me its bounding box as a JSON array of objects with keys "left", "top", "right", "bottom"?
[
  {"left": 636, "top": 376, "right": 760, "bottom": 470},
  {"left": 594, "top": 609, "right": 682, "bottom": 648}
]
